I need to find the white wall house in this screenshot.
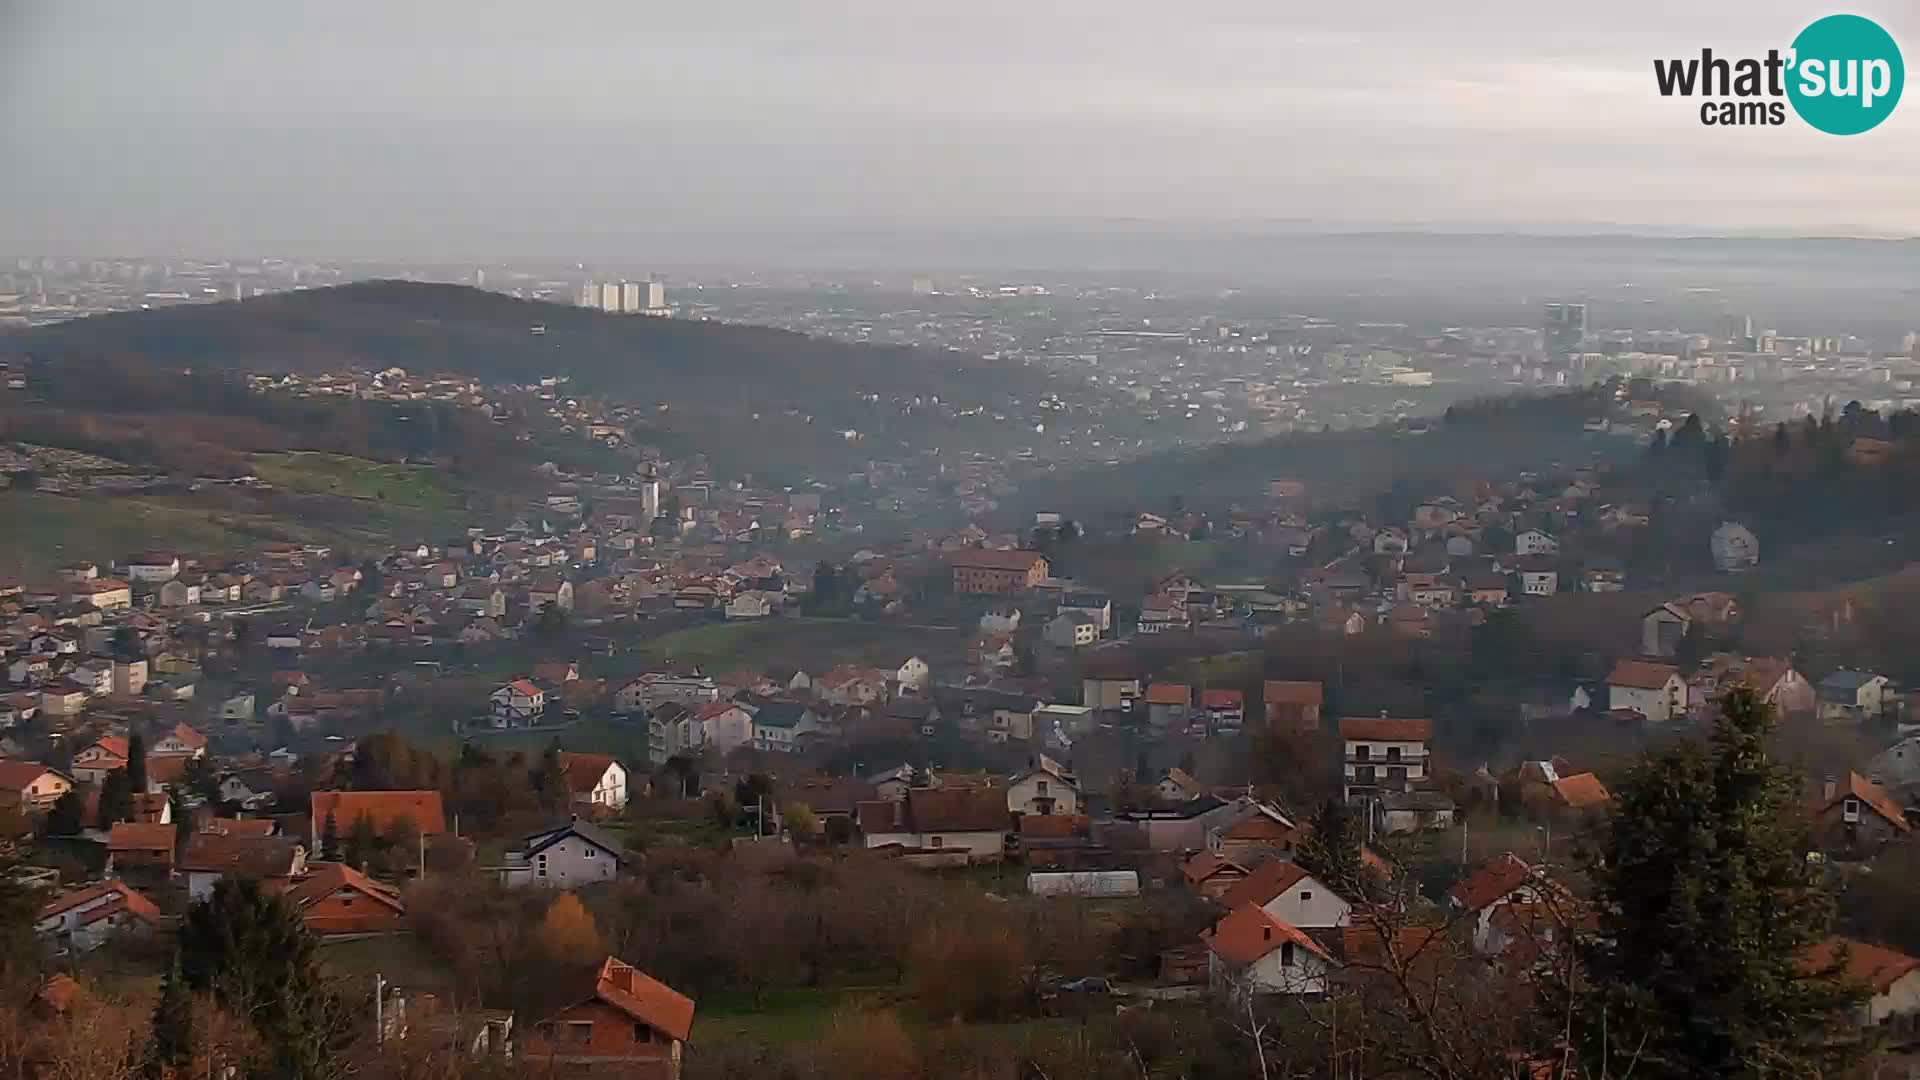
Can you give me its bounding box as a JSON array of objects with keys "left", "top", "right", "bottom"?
[
  {"left": 1607, "top": 661, "right": 1687, "bottom": 723},
  {"left": 1515, "top": 530, "right": 1560, "bottom": 556},
  {"left": 500, "top": 821, "right": 627, "bottom": 888},
  {"left": 490, "top": 679, "right": 546, "bottom": 726},
  {"left": 1206, "top": 904, "right": 1334, "bottom": 998}
]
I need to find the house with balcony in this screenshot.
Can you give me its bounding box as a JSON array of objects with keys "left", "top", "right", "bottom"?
[{"left": 1339, "top": 716, "right": 1432, "bottom": 803}]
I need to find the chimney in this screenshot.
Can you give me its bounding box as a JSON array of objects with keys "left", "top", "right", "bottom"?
[{"left": 1823, "top": 776, "right": 1838, "bottom": 802}]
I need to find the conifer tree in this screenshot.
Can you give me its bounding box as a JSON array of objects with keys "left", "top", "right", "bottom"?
[
  {"left": 1296, "top": 797, "right": 1368, "bottom": 899},
  {"left": 144, "top": 948, "right": 194, "bottom": 1079}
]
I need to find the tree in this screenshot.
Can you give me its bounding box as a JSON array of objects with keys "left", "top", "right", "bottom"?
[
  {"left": 144, "top": 949, "right": 194, "bottom": 1079},
  {"left": 178, "top": 878, "right": 353, "bottom": 1080},
  {"left": 1295, "top": 798, "right": 1368, "bottom": 899},
  {"left": 782, "top": 802, "right": 819, "bottom": 837},
  {"left": 45, "top": 788, "right": 85, "bottom": 836},
  {"left": 126, "top": 730, "right": 148, "bottom": 794},
  {"left": 1557, "top": 687, "right": 1868, "bottom": 1077},
  {"left": 536, "top": 743, "right": 569, "bottom": 811},
  {"left": 99, "top": 768, "right": 135, "bottom": 826},
  {"left": 345, "top": 813, "right": 380, "bottom": 868},
  {"left": 319, "top": 811, "right": 340, "bottom": 862},
  {"left": 532, "top": 603, "right": 570, "bottom": 643},
  {"left": 358, "top": 558, "right": 384, "bottom": 598},
  {"left": 111, "top": 624, "right": 141, "bottom": 660},
  {"left": 535, "top": 892, "right": 603, "bottom": 966}
]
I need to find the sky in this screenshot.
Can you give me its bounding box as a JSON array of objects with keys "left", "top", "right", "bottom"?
[{"left": 3, "top": 0, "right": 1918, "bottom": 255}]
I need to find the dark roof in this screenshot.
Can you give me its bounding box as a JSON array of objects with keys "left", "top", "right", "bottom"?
[
  {"left": 521, "top": 819, "right": 634, "bottom": 863},
  {"left": 177, "top": 833, "right": 303, "bottom": 877},
  {"left": 1061, "top": 591, "right": 1110, "bottom": 607},
  {"left": 905, "top": 787, "right": 1008, "bottom": 833},
  {"left": 753, "top": 701, "right": 813, "bottom": 728}
]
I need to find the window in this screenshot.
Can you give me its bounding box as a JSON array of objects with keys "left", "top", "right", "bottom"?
[
  {"left": 1353, "top": 744, "right": 1372, "bottom": 761},
  {"left": 584, "top": 847, "right": 596, "bottom": 858},
  {"left": 567, "top": 1021, "right": 593, "bottom": 1044},
  {"left": 633, "top": 1024, "right": 651, "bottom": 1043},
  {"left": 1843, "top": 798, "right": 1861, "bottom": 823},
  {"left": 1036, "top": 780, "right": 1049, "bottom": 796},
  {"left": 1386, "top": 746, "right": 1402, "bottom": 762},
  {"left": 1300, "top": 891, "right": 1312, "bottom": 901},
  {"left": 930, "top": 836, "right": 944, "bottom": 848},
  {"left": 1281, "top": 941, "right": 1296, "bottom": 966}
]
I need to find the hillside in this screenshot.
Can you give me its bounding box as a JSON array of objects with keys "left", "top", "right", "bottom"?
[{"left": 0, "top": 280, "right": 1056, "bottom": 416}]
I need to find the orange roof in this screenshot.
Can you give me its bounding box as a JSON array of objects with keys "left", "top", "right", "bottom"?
[
  {"left": 1220, "top": 860, "right": 1314, "bottom": 910},
  {"left": 557, "top": 752, "right": 618, "bottom": 795},
  {"left": 37, "top": 879, "right": 161, "bottom": 924},
  {"left": 1338, "top": 922, "right": 1449, "bottom": 968},
  {"left": 0, "top": 760, "right": 62, "bottom": 790},
  {"left": 1181, "top": 851, "right": 1246, "bottom": 885},
  {"left": 504, "top": 678, "right": 542, "bottom": 697},
  {"left": 1804, "top": 936, "right": 1920, "bottom": 993},
  {"left": 310, "top": 790, "right": 447, "bottom": 836},
  {"left": 86, "top": 736, "right": 130, "bottom": 761},
  {"left": 1552, "top": 773, "right": 1612, "bottom": 810},
  {"left": 1201, "top": 689, "right": 1244, "bottom": 709},
  {"left": 590, "top": 957, "right": 696, "bottom": 1042},
  {"left": 1827, "top": 772, "right": 1912, "bottom": 833},
  {"left": 162, "top": 723, "right": 207, "bottom": 750},
  {"left": 107, "top": 821, "right": 176, "bottom": 854},
  {"left": 281, "top": 861, "right": 406, "bottom": 933},
  {"left": 1018, "top": 813, "right": 1087, "bottom": 839},
  {"left": 1145, "top": 683, "right": 1192, "bottom": 706},
  {"left": 1205, "top": 903, "right": 1333, "bottom": 967},
  {"left": 1450, "top": 853, "right": 1535, "bottom": 912},
  {"left": 205, "top": 818, "right": 277, "bottom": 837},
  {"left": 1339, "top": 716, "right": 1433, "bottom": 742},
  {"left": 1607, "top": 659, "right": 1680, "bottom": 690},
  {"left": 146, "top": 756, "right": 190, "bottom": 785}
]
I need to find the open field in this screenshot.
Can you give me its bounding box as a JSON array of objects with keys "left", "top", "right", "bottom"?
[
  {"left": 253, "top": 451, "right": 466, "bottom": 512},
  {"left": 634, "top": 618, "right": 965, "bottom": 674}
]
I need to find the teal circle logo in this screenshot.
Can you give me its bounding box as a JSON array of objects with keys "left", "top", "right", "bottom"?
[{"left": 1787, "top": 14, "right": 1903, "bottom": 134}]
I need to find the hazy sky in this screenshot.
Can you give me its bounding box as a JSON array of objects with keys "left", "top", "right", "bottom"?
[{"left": 4, "top": 0, "right": 1917, "bottom": 254}]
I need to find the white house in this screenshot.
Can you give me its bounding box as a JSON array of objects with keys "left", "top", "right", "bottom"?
[
  {"left": 750, "top": 702, "right": 818, "bottom": 753},
  {"left": 1205, "top": 903, "right": 1335, "bottom": 998},
  {"left": 695, "top": 701, "right": 756, "bottom": 755},
  {"left": 1222, "top": 861, "right": 1354, "bottom": 930},
  {"left": 895, "top": 656, "right": 931, "bottom": 694},
  {"left": 33, "top": 879, "right": 161, "bottom": 953},
  {"left": 859, "top": 787, "right": 1008, "bottom": 861},
  {"left": 1806, "top": 937, "right": 1920, "bottom": 1028},
  {"left": 1058, "top": 592, "right": 1112, "bottom": 634},
  {"left": 500, "top": 820, "right": 629, "bottom": 888},
  {"left": 1338, "top": 716, "right": 1432, "bottom": 802},
  {"left": 124, "top": 554, "right": 182, "bottom": 584},
  {"left": 1519, "top": 568, "right": 1559, "bottom": 597},
  {"left": 1817, "top": 671, "right": 1892, "bottom": 725},
  {"left": 557, "top": 753, "right": 629, "bottom": 812},
  {"left": 70, "top": 737, "right": 130, "bottom": 785},
  {"left": 1514, "top": 530, "right": 1560, "bottom": 556},
  {"left": 724, "top": 591, "right": 773, "bottom": 619},
  {"left": 1006, "top": 755, "right": 1079, "bottom": 816},
  {"left": 1046, "top": 611, "right": 1100, "bottom": 649},
  {"left": 1710, "top": 521, "right": 1760, "bottom": 572},
  {"left": 150, "top": 723, "right": 207, "bottom": 759},
  {"left": 1607, "top": 660, "right": 1687, "bottom": 723},
  {"left": 490, "top": 679, "right": 546, "bottom": 726},
  {"left": 615, "top": 672, "right": 719, "bottom": 714}
]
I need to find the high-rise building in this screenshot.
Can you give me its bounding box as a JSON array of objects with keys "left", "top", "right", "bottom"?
[
  {"left": 599, "top": 283, "right": 621, "bottom": 312},
  {"left": 621, "top": 282, "right": 642, "bottom": 313},
  {"left": 645, "top": 280, "right": 666, "bottom": 313},
  {"left": 1543, "top": 301, "right": 1587, "bottom": 357}
]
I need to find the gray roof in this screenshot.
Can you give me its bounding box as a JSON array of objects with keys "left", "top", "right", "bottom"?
[
  {"left": 754, "top": 701, "right": 813, "bottom": 728},
  {"left": 1819, "top": 670, "right": 1883, "bottom": 692},
  {"left": 521, "top": 819, "right": 632, "bottom": 863}
]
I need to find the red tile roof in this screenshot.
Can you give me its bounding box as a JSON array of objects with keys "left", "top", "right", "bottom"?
[
  {"left": 37, "top": 879, "right": 161, "bottom": 924},
  {"left": 592, "top": 957, "right": 696, "bottom": 1042},
  {"left": 1552, "top": 773, "right": 1612, "bottom": 810},
  {"left": 178, "top": 833, "right": 303, "bottom": 877},
  {"left": 1145, "top": 683, "right": 1192, "bottom": 706},
  {"left": 107, "top": 821, "right": 176, "bottom": 855},
  {"left": 1827, "top": 772, "right": 1912, "bottom": 833},
  {"left": 1181, "top": 851, "right": 1245, "bottom": 885},
  {"left": 1219, "top": 860, "right": 1314, "bottom": 910},
  {"left": 1201, "top": 689, "right": 1244, "bottom": 709},
  {"left": 905, "top": 787, "right": 1008, "bottom": 833},
  {"left": 948, "top": 549, "right": 1047, "bottom": 572},
  {"left": 1804, "top": 936, "right": 1920, "bottom": 993},
  {"left": 1607, "top": 659, "right": 1680, "bottom": 690},
  {"left": 1339, "top": 716, "right": 1433, "bottom": 742},
  {"left": 1205, "top": 903, "right": 1332, "bottom": 967},
  {"left": 557, "top": 752, "right": 618, "bottom": 796},
  {"left": 1449, "top": 853, "right": 1535, "bottom": 913},
  {"left": 0, "top": 760, "right": 63, "bottom": 790},
  {"left": 280, "top": 862, "right": 406, "bottom": 934}
]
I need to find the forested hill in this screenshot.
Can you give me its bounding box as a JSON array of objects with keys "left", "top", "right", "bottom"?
[{"left": 0, "top": 281, "right": 1055, "bottom": 409}]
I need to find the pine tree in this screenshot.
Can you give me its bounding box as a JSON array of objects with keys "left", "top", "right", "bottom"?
[
  {"left": 127, "top": 730, "right": 148, "bottom": 793},
  {"left": 144, "top": 948, "right": 194, "bottom": 1079},
  {"left": 319, "top": 810, "right": 340, "bottom": 862},
  {"left": 1558, "top": 687, "right": 1868, "bottom": 1077},
  {"left": 99, "top": 767, "right": 135, "bottom": 825},
  {"left": 1296, "top": 798, "right": 1368, "bottom": 899},
  {"left": 45, "top": 788, "right": 85, "bottom": 836}
]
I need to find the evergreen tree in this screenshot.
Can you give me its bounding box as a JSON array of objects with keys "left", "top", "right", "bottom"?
[
  {"left": 320, "top": 810, "right": 340, "bottom": 861},
  {"left": 144, "top": 948, "right": 194, "bottom": 1080},
  {"left": 178, "top": 877, "right": 353, "bottom": 1080},
  {"left": 1558, "top": 687, "right": 1868, "bottom": 1077},
  {"left": 0, "top": 848, "right": 43, "bottom": 977},
  {"left": 1296, "top": 798, "right": 1368, "bottom": 898},
  {"left": 99, "top": 767, "right": 136, "bottom": 825},
  {"left": 45, "top": 788, "right": 85, "bottom": 835},
  {"left": 127, "top": 729, "right": 148, "bottom": 793},
  {"left": 344, "top": 812, "right": 379, "bottom": 866}
]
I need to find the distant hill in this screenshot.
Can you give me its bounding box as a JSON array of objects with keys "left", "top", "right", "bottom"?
[{"left": 0, "top": 280, "right": 1054, "bottom": 415}]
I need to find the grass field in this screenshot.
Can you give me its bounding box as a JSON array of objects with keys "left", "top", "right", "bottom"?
[
  {"left": 253, "top": 451, "right": 465, "bottom": 511},
  {"left": 635, "top": 618, "right": 963, "bottom": 674}
]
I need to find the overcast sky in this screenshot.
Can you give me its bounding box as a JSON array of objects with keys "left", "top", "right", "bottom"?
[{"left": 3, "top": 0, "right": 1917, "bottom": 255}]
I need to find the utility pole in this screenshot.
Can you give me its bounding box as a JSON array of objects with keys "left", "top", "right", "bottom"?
[{"left": 374, "top": 973, "right": 387, "bottom": 1044}]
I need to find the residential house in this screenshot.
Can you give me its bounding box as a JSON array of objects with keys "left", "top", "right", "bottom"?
[
  {"left": 1145, "top": 683, "right": 1193, "bottom": 729},
  {"left": 557, "top": 753, "right": 629, "bottom": 813},
  {"left": 1641, "top": 603, "right": 1691, "bottom": 658},
  {"left": 1514, "top": 529, "right": 1560, "bottom": 556},
  {"left": 1213, "top": 802, "right": 1302, "bottom": 864},
  {"left": 70, "top": 736, "right": 130, "bottom": 785},
  {"left": 694, "top": 701, "right": 756, "bottom": 755},
  {"left": 1814, "top": 773, "right": 1912, "bottom": 858},
  {"left": 177, "top": 832, "right": 307, "bottom": 901},
  {"left": 1157, "top": 768, "right": 1204, "bottom": 803},
  {"left": 68, "top": 660, "right": 113, "bottom": 696},
  {"left": 1220, "top": 860, "right": 1354, "bottom": 929},
  {"left": 501, "top": 819, "right": 632, "bottom": 889},
  {"left": 1262, "top": 681, "right": 1324, "bottom": 733},
  {"left": 490, "top": 679, "right": 547, "bottom": 726},
  {"left": 106, "top": 821, "right": 176, "bottom": 873},
  {"left": 220, "top": 691, "right": 257, "bottom": 722},
  {"left": 280, "top": 861, "right": 408, "bottom": 936},
  {"left": 1818, "top": 671, "right": 1892, "bottom": 725},
  {"left": 1058, "top": 591, "right": 1112, "bottom": 634},
  {"left": 1339, "top": 716, "right": 1433, "bottom": 802},
  {"left": 0, "top": 761, "right": 74, "bottom": 810},
  {"left": 1006, "top": 755, "right": 1079, "bottom": 816},
  {"left": 751, "top": 702, "right": 818, "bottom": 753},
  {"left": 858, "top": 786, "right": 1010, "bottom": 861},
  {"left": 1693, "top": 655, "right": 1815, "bottom": 719},
  {"left": 1448, "top": 854, "right": 1571, "bottom": 959},
  {"left": 1181, "top": 852, "right": 1251, "bottom": 900},
  {"left": 34, "top": 880, "right": 162, "bottom": 953},
  {"left": 1517, "top": 562, "right": 1559, "bottom": 597},
  {"left": 158, "top": 579, "right": 201, "bottom": 608},
  {"left": 615, "top": 672, "right": 720, "bottom": 714},
  {"left": 124, "top": 553, "right": 182, "bottom": 584},
  {"left": 458, "top": 585, "right": 509, "bottom": 619},
  {"left": 895, "top": 656, "right": 931, "bottom": 694},
  {"left": 814, "top": 665, "right": 890, "bottom": 707},
  {"left": 524, "top": 957, "right": 694, "bottom": 1080},
  {"left": 1867, "top": 736, "right": 1920, "bottom": 796},
  {"left": 1803, "top": 938, "right": 1920, "bottom": 1029},
  {"left": 309, "top": 790, "right": 447, "bottom": 852},
  {"left": 949, "top": 549, "right": 1049, "bottom": 595},
  {"left": 1082, "top": 674, "right": 1143, "bottom": 711},
  {"left": 1205, "top": 903, "right": 1335, "bottom": 998},
  {"left": 1136, "top": 592, "right": 1188, "bottom": 635},
  {"left": 1046, "top": 611, "right": 1100, "bottom": 649},
  {"left": 69, "top": 578, "right": 133, "bottom": 610},
  {"left": 1606, "top": 660, "right": 1687, "bottom": 724},
  {"left": 1378, "top": 790, "right": 1459, "bottom": 834},
  {"left": 1201, "top": 689, "right": 1245, "bottom": 732},
  {"left": 723, "top": 591, "right": 773, "bottom": 619},
  {"left": 528, "top": 578, "right": 575, "bottom": 612},
  {"left": 150, "top": 722, "right": 207, "bottom": 759},
  {"left": 111, "top": 659, "right": 148, "bottom": 696}
]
